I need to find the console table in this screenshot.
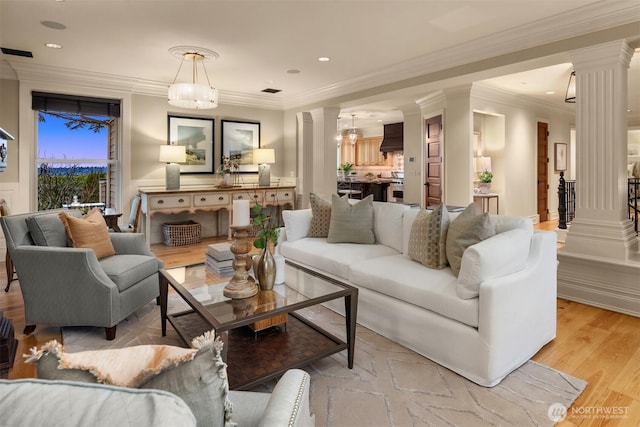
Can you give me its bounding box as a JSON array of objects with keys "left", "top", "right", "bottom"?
[
  {"left": 138, "top": 185, "right": 295, "bottom": 244},
  {"left": 473, "top": 193, "right": 499, "bottom": 214}
]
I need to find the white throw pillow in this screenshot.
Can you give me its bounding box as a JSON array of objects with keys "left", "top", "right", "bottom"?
[
  {"left": 372, "top": 202, "right": 408, "bottom": 253},
  {"left": 282, "top": 209, "right": 313, "bottom": 242},
  {"left": 456, "top": 228, "right": 532, "bottom": 299}
]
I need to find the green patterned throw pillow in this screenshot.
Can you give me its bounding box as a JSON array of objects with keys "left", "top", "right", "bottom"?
[
  {"left": 327, "top": 194, "right": 375, "bottom": 244},
  {"left": 407, "top": 204, "right": 450, "bottom": 269},
  {"left": 446, "top": 203, "right": 496, "bottom": 276},
  {"left": 308, "top": 193, "right": 332, "bottom": 237}
]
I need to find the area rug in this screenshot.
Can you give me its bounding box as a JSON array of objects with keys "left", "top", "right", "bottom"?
[{"left": 63, "top": 298, "right": 586, "bottom": 427}]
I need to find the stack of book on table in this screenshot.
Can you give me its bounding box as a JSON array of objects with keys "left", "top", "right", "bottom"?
[{"left": 206, "top": 242, "right": 234, "bottom": 277}]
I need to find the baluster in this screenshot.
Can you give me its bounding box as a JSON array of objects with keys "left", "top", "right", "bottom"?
[{"left": 558, "top": 171, "right": 567, "bottom": 229}]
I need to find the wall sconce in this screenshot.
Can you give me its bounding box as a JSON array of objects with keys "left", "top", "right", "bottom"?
[
  {"left": 159, "top": 145, "right": 186, "bottom": 190},
  {"left": 254, "top": 148, "right": 275, "bottom": 187}
]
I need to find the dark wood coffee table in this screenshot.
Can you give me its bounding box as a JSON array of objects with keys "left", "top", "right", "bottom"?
[{"left": 159, "top": 260, "right": 358, "bottom": 390}]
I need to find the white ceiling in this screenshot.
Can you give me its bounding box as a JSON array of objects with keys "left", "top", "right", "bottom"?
[{"left": 1, "top": 0, "right": 638, "bottom": 131}]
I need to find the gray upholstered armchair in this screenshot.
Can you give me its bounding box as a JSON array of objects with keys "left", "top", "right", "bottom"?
[{"left": 0, "top": 209, "right": 162, "bottom": 340}]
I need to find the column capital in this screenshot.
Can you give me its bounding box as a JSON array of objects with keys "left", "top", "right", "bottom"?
[{"left": 570, "top": 39, "right": 633, "bottom": 71}]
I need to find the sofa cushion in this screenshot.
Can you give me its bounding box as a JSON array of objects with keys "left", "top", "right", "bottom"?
[
  {"left": 327, "top": 194, "right": 375, "bottom": 244},
  {"left": 407, "top": 205, "right": 450, "bottom": 269},
  {"left": 446, "top": 204, "right": 495, "bottom": 276},
  {"left": 26, "top": 331, "right": 232, "bottom": 427},
  {"left": 59, "top": 208, "right": 116, "bottom": 259},
  {"left": 372, "top": 202, "right": 410, "bottom": 253},
  {"left": 348, "top": 254, "right": 479, "bottom": 327},
  {"left": 26, "top": 210, "right": 82, "bottom": 247},
  {"left": 280, "top": 238, "right": 399, "bottom": 280},
  {"left": 308, "top": 193, "right": 332, "bottom": 237},
  {"left": 457, "top": 228, "right": 533, "bottom": 299},
  {"left": 282, "top": 209, "right": 312, "bottom": 242},
  {"left": 0, "top": 379, "right": 197, "bottom": 427},
  {"left": 99, "top": 254, "right": 160, "bottom": 292}
]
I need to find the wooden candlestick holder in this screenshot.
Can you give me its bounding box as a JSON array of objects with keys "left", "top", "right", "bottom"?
[{"left": 223, "top": 225, "right": 259, "bottom": 299}]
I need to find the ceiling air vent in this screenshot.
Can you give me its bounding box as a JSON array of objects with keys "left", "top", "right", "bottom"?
[
  {"left": 0, "top": 47, "right": 33, "bottom": 58},
  {"left": 261, "top": 88, "right": 282, "bottom": 94}
]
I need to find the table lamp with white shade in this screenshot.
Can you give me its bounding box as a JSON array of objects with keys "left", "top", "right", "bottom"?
[
  {"left": 254, "top": 148, "right": 275, "bottom": 187},
  {"left": 159, "top": 145, "right": 186, "bottom": 190}
]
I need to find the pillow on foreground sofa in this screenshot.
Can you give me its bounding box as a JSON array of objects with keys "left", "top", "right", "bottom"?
[
  {"left": 280, "top": 197, "right": 557, "bottom": 387},
  {"left": 3, "top": 331, "right": 314, "bottom": 427}
]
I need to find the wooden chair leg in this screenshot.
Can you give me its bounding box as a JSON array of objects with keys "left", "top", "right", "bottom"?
[
  {"left": 23, "top": 325, "right": 36, "bottom": 335},
  {"left": 4, "top": 252, "right": 14, "bottom": 292},
  {"left": 105, "top": 326, "right": 117, "bottom": 341}
]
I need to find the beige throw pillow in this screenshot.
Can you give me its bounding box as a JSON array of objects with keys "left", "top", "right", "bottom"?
[
  {"left": 59, "top": 208, "right": 116, "bottom": 259},
  {"left": 407, "top": 204, "right": 450, "bottom": 269},
  {"left": 445, "top": 203, "right": 495, "bottom": 276},
  {"left": 327, "top": 194, "right": 375, "bottom": 244},
  {"left": 308, "top": 193, "right": 332, "bottom": 237}
]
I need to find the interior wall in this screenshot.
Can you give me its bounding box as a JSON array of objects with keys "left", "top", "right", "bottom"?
[
  {"left": 472, "top": 86, "right": 574, "bottom": 219},
  {"left": 130, "top": 93, "right": 285, "bottom": 186},
  {"left": 0, "top": 78, "right": 19, "bottom": 184}
]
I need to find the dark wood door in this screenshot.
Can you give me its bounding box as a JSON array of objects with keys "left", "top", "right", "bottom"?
[
  {"left": 537, "top": 122, "right": 549, "bottom": 222},
  {"left": 424, "top": 115, "right": 443, "bottom": 207}
]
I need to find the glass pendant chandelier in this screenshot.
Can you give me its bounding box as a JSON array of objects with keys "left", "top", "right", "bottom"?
[
  {"left": 168, "top": 46, "right": 219, "bottom": 109},
  {"left": 336, "top": 117, "right": 343, "bottom": 146},
  {"left": 348, "top": 114, "right": 358, "bottom": 145}
]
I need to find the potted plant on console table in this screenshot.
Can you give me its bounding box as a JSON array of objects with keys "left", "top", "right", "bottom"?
[
  {"left": 478, "top": 171, "right": 493, "bottom": 194},
  {"left": 251, "top": 203, "right": 281, "bottom": 290}
]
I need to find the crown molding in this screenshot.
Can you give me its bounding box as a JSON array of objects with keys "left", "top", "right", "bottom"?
[
  {"left": 3, "top": 1, "right": 638, "bottom": 113},
  {"left": 6, "top": 61, "right": 285, "bottom": 110},
  {"left": 282, "top": 1, "right": 640, "bottom": 110},
  {"left": 472, "top": 82, "right": 574, "bottom": 116}
]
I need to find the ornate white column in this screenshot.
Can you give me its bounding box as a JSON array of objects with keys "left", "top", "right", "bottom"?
[
  {"left": 309, "top": 107, "right": 340, "bottom": 200},
  {"left": 558, "top": 40, "right": 639, "bottom": 317},
  {"left": 296, "top": 112, "right": 314, "bottom": 209},
  {"left": 563, "top": 40, "right": 637, "bottom": 260}
]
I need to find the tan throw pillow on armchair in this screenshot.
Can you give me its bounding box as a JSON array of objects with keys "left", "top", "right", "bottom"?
[{"left": 59, "top": 208, "right": 116, "bottom": 259}]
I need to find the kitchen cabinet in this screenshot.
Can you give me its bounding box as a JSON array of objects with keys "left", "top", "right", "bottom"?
[
  {"left": 340, "top": 135, "right": 360, "bottom": 166},
  {"left": 355, "top": 136, "right": 389, "bottom": 166}
]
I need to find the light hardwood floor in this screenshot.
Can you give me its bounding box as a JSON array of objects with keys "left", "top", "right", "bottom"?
[{"left": 1, "top": 222, "right": 638, "bottom": 426}]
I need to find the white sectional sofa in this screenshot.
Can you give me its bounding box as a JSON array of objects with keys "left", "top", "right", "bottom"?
[{"left": 279, "top": 200, "right": 557, "bottom": 387}]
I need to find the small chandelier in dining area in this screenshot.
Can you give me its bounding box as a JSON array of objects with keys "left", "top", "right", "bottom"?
[
  {"left": 168, "top": 46, "right": 219, "bottom": 109},
  {"left": 348, "top": 114, "right": 358, "bottom": 145}
]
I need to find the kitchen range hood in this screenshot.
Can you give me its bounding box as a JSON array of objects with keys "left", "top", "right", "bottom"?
[{"left": 380, "top": 122, "right": 403, "bottom": 154}]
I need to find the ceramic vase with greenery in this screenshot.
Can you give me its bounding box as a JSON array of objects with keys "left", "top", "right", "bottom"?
[
  {"left": 252, "top": 203, "right": 279, "bottom": 290},
  {"left": 478, "top": 171, "right": 493, "bottom": 194}
]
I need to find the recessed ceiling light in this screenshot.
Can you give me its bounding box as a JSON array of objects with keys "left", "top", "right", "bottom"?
[
  {"left": 318, "top": 57, "right": 330, "bottom": 62},
  {"left": 45, "top": 43, "right": 62, "bottom": 49},
  {"left": 546, "top": 91, "right": 555, "bottom": 95},
  {"left": 286, "top": 69, "right": 300, "bottom": 74}
]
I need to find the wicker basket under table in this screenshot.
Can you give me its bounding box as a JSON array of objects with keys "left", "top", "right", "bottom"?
[{"left": 162, "top": 220, "right": 201, "bottom": 246}]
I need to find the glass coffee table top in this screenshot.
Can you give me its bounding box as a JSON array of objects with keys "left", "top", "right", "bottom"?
[
  {"left": 163, "top": 261, "right": 351, "bottom": 327},
  {"left": 159, "top": 260, "right": 358, "bottom": 390}
]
